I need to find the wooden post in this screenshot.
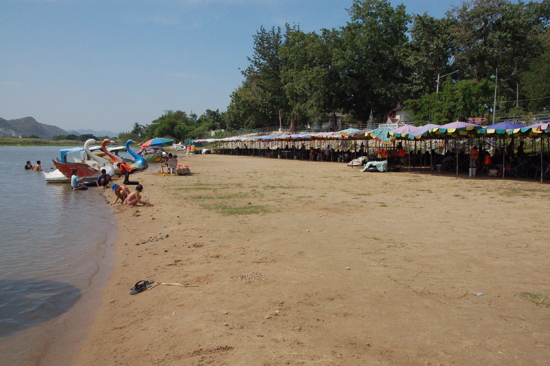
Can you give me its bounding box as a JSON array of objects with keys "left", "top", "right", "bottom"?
[{"left": 455, "top": 139, "right": 459, "bottom": 179}]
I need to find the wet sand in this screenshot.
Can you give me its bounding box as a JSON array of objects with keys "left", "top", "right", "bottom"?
[{"left": 74, "top": 154, "right": 550, "bottom": 365}]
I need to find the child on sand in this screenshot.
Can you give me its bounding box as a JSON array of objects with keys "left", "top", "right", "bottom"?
[
  {"left": 125, "top": 184, "right": 151, "bottom": 206},
  {"left": 110, "top": 183, "right": 130, "bottom": 205}
]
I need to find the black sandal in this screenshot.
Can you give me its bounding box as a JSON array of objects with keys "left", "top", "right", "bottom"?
[{"left": 130, "top": 280, "right": 154, "bottom": 295}]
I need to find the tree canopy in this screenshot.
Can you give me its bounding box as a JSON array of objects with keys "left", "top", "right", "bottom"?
[{"left": 123, "top": 0, "right": 550, "bottom": 141}]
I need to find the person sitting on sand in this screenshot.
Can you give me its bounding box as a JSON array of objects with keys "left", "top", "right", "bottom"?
[
  {"left": 96, "top": 168, "right": 112, "bottom": 188},
  {"left": 71, "top": 169, "right": 87, "bottom": 190},
  {"left": 32, "top": 161, "right": 42, "bottom": 171},
  {"left": 25, "top": 161, "right": 33, "bottom": 170},
  {"left": 110, "top": 183, "right": 130, "bottom": 205},
  {"left": 125, "top": 184, "right": 150, "bottom": 206}
]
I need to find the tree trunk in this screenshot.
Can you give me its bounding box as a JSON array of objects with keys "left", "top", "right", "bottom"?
[{"left": 290, "top": 114, "right": 297, "bottom": 133}]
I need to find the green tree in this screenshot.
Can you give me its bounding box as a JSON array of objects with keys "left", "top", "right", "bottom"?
[
  {"left": 226, "top": 74, "right": 276, "bottom": 130},
  {"left": 131, "top": 122, "right": 145, "bottom": 137},
  {"left": 521, "top": 48, "right": 550, "bottom": 112},
  {"left": 280, "top": 27, "right": 344, "bottom": 125},
  {"left": 78, "top": 133, "right": 97, "bottom": 142},
  {"left": 448, "top": 0, "right": 548, "bottom": 114},
  {"left": 335, "top": 0, "right": 411, "bottom": 121},
  {"left": 243, "top": 25, "right": 292, "bottom": 129},
  {"left": 405, "top": 14, "right": 457, "bottom": 97},
  {"left": 404, "top": 78, "right": 493, "bottom": 124}
]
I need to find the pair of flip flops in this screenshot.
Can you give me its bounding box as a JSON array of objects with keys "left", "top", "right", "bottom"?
[{"left": 130, "top": 280, "right": 154, "bottom": 295}]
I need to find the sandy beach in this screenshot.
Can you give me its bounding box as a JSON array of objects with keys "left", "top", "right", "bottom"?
[{"left": 73, "top": 154, "right": 550, "bottom": 365}]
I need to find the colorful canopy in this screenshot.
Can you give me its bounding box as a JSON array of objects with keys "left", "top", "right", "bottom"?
[
  {"left": 140, "top": 137, "right": 174, "bottom": 148},
  {"left": 479, "top": 122, "right": 525, "bottom": 135},
  {"left": 191, "top": 121, "right": 550, "bottom": 145},
  {"left": 367, "top": 126, "right": 394, "bottom": 142},
  {"left": 508, "top": 122, "right": 548, "bottom": 138},
  {"left": 337, "top": 128, "right": 361, "bottom": 134},
  {"left": 389, "top": 124, "right": 420, "bottom": 138},
  {"left": 407, "top": 124, "right": 440, "bottom": 139},
  {"left": 431, "top": 121, "right": 482, "bottom": 138}
]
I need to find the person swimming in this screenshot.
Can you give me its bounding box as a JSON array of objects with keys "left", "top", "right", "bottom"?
[{"left": 32, "top": 161, "right": 42, "bottom": 171}]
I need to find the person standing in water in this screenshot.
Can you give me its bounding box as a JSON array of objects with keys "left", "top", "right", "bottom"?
[{"left": 24, "top": 161, "right": 33, "bottom": 170}]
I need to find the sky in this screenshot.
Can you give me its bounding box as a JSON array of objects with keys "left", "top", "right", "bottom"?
[{"left": 1, "top": 0, "right": 462, "bottom": 134}]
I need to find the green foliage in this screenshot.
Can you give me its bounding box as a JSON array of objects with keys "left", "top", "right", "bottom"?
[
  {"left": 334, "top": 0, "right": 411, "bottom": 121},
  {"left": 121, "top": 0, "right": 550, "bottom": 135},
  {"left": 404, "top": 78, "right": 493, "bottom": 123},
  {"left": 448, "top": 0, "right": 548, "bottom": 109},
  {"left": 0, "top": 138, "right": 82, "bottom": 146},
  {"left": 521, "top": 43, "right": 550, "bottom": 112},
  {"left": 53, "top": 134, "right": 79, "bottom": 141},
  {"left": 280, "top": 27, "right": 342, "bottom": 123},
  {"left": 78, "top": 133, "right": 97, "bottom": 142},
  {"left": 405, "top": 14, "right": 457, "bottom": 97}
]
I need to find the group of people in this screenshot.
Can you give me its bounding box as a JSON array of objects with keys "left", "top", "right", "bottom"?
[
  {"left": 110, "top": 183, "right": 148, "bottom": 206},
  {"left": 24, "top": 160, "right": 42, "bottom": 171},
  {"left": 69, "top": 167, "right": 150, "bottom": 206}
]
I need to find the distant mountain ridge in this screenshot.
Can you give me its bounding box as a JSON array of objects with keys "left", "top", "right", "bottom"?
[
  {"left": 0, "top": 117, "right": 68, "bottom": 139},
  {"left": 67, "top": 129, "right": 118, "bottom": 138}
]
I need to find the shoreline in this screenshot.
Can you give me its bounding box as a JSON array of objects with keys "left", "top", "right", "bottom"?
[
  {"left": 41, "top": 194, "right": 119, "bottom": 366},
  {"left": 73, "top": 154, "right": 550, "bottom": 365}
]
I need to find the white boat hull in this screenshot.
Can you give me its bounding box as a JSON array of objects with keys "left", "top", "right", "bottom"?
[{"left": 43, "top": 169, "right": 71, "bottom": 183}]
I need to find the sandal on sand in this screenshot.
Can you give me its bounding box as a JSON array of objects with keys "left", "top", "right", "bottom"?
[{"left": 130, "top": 280, "right": 154, "bottom": 295}]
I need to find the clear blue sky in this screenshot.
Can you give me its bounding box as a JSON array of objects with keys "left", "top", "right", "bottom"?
[{"left": 1, "top": 0, "right": 461, "bottom": 134}]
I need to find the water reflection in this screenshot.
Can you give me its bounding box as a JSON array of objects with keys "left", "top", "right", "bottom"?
[{"left": 0, "top": 279, "right": 81, "bottom": 338}]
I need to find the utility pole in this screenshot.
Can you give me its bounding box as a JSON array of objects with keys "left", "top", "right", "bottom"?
[
  {"left": 492, "top": 68, "right": 498, "bottom": 124},
  {"left": 436, "top": 70, "right": 459, "bottom": 93}
]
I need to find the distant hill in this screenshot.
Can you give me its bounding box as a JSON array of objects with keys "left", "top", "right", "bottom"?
[
  {"left": 0, "top": 117, "right": 67, "bottom": 139},
  {"left": 67, "top": 129, "right": 118, "bottom": 138}
]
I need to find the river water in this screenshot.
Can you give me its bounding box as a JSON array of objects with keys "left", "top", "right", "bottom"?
[{"left": 0, "top": 146, "right": 117, "bottom": 365}]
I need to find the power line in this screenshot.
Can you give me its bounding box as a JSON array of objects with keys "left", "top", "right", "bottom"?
[{"left": 502, "top": 95, "right": 550, "bottom": 104}]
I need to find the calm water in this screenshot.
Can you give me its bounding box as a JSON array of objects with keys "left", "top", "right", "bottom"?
[{"left": 0, "top": 146, "right": 117, "bottom": 365}]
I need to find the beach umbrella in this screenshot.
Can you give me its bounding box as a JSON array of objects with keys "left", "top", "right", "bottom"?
[
  {"left": 431, "top": 121, "right": 482, "bottom": 138},
  {"left": 367, "top": 126, "right": 394, "bottom": 142},
  {"left": 140, "top": 137, "right": 174, "bottom": 148},
  {"left": 337, "top": 128, "right": 361, "bottom": 134},
  {"left": 389, "top": 124, "right": 419, "bottom": 138},
  {"left": 407, "top": 124, "right": 440, "bottom": 139},
  {"left": 479, "top": 122, "right": 525, "bottom": 135},
  {"left": 508, "top": 122, "right": 548, "bottom": 138}
]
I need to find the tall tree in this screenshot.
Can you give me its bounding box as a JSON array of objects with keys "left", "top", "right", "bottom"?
[
  {"left": 131, "top": 122, "right": 145, "bottom": 137},
  {"left": 335, "top": 0, "right": 411, "bottom": 122},
  {"left": 280, "top": 27, "right": 344, "bottom": 124},
  {"left": 225, "top": 73, "right": 276, "bottom": 130},
  {"left": 405, "top": 14, "right": 457, "bottom": 97},
  {"left": 448, "top": 0, "right": 548, "bottom": 114},
  {"left": 243, "top": 26, "right": 291, "bottom": 129}
]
